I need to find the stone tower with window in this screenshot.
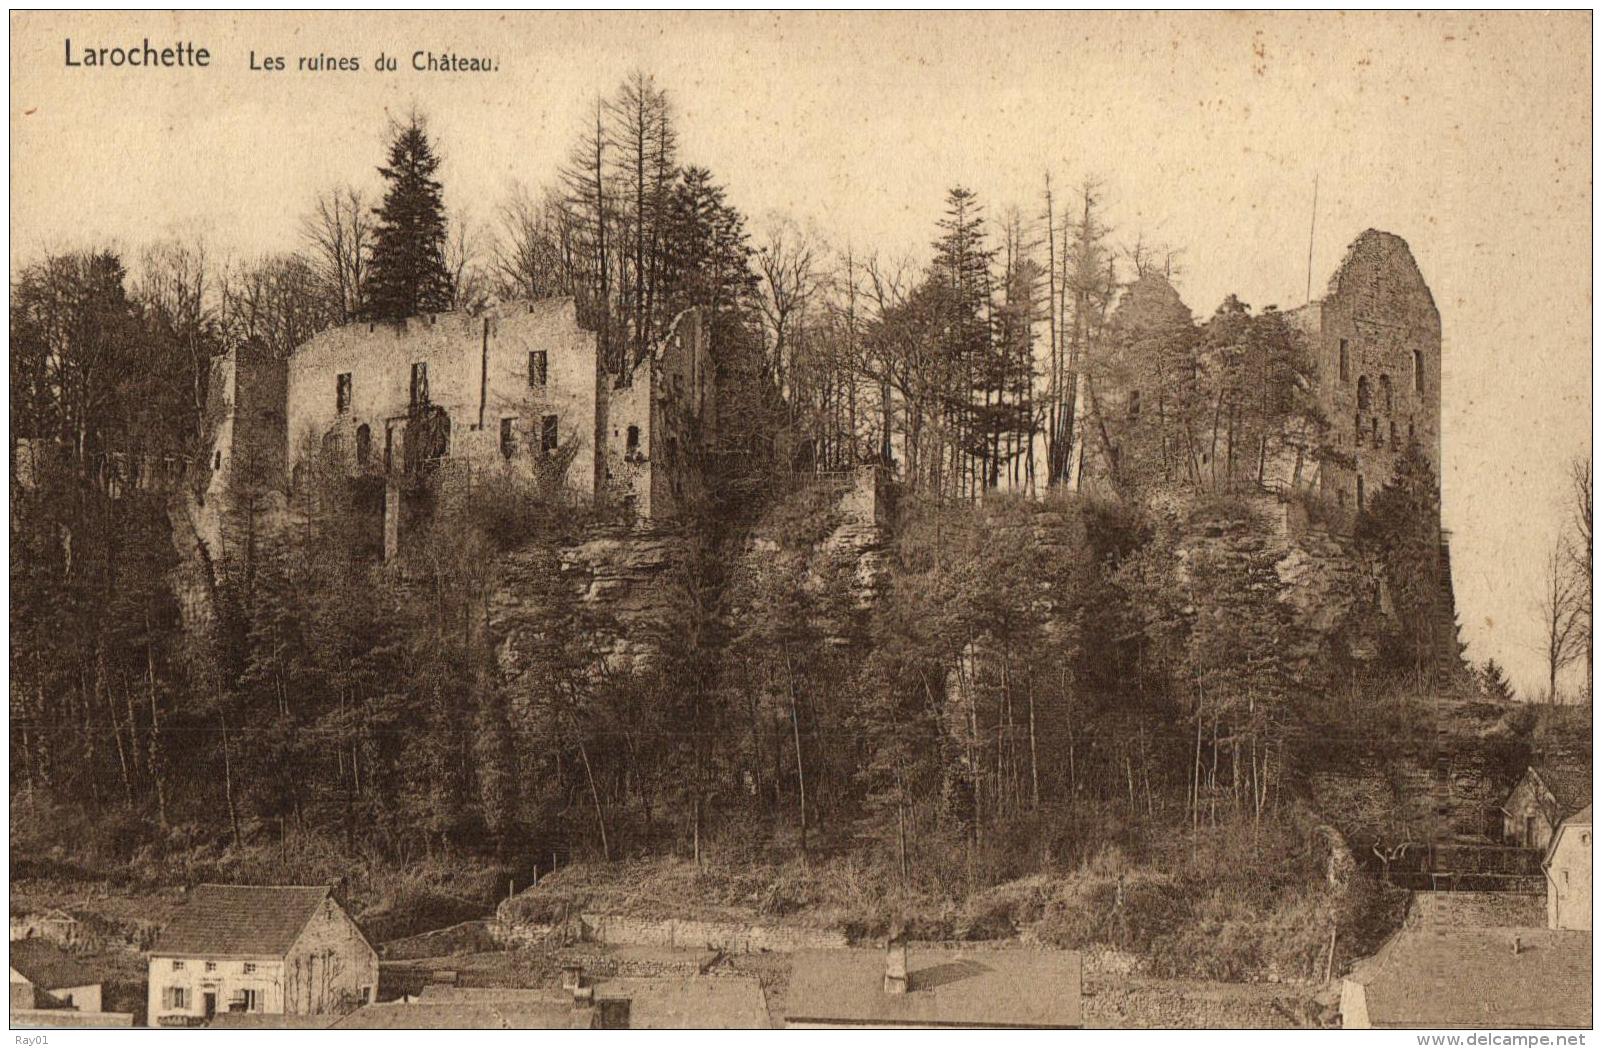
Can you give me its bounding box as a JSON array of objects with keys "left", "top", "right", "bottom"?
[{"left": 1289, "top": 229, "right": 1443, "bottom": 520}]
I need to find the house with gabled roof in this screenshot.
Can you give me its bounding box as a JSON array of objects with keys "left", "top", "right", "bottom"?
[
  {"left": 10, "top": 939, "right": 102, "bottom": 1012},
  {"left": 146, "top": 884, "right": 377, "bottom": 1027},
  {"left": 1341, "top": 926, "right": 1591, "bottom": 1029},
  {"left": 1503, "top": 764, "right": 1591, "bottom": 851},
  {"left": 1544, "top": 804, "right": 1591, "bottom": 930}
]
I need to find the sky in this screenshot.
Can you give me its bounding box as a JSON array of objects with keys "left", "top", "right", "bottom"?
[{"left": 10, "top": 11, "right": 1594, "bottom": 696}]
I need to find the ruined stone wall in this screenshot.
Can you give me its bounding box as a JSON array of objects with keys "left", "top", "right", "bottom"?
[
  {"left": 198, "top": 342, "right": 288, "bottom": 564},
  {"left": 603, "top": 309, "right": 712, "bottom": 521},
  {"left": 285, "top": 299, "right": 599, "bottom": 502},
  {"left": 1299, "top": 230, "right": 1442, "bottom": 513}
]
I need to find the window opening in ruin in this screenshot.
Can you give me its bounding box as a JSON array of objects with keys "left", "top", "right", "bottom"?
[
  {"left": 410, "top": 362, "right": 429, "bottom": 407},
  {"left": 336, "top": 372, "right": 352, "bottom": 414},
  {"left": 1390, "top": 420, "right": 1398, "bottom": 445},
  {"left": 1128, "top": 390, "right": 1141, "bottom": 418},
  {"left": 356, "top": 424, "right": 372, "bottom": 467},
  {"left": 541, "top": 414, "right": 559, "bottom": 453},
  {"left": 1408, "top": 421, "right": 1415, "bottom": 441},
  {"left": 1356, "top": 375, "right": 1371, "bottom": 410},
  {"left": 626, "top": 425, "right": 640, "bottom": 453},
  {"left": 213, "top": 450, "right": 222, "bottom": 470},
  {"left": 1379, "top": 374, "right": 1393, "bottom": 412},
  {"left": 1357, "top": 475, "right": 1365, "bottom": 511},
  {"left": 529, "top": 350, "right": 548, "bottom": 387},
  {"left": 384, "top": 425, "right": 395, "bottom": 471},
  {"left": 1371, "top": 418, "right": 1380, "bottom": 446},
  {"left": 1413, "top": 349, "right": 1424, "bottom": 392},
  {"left": 1338, "top": 339, "right": 1350, "bottom": 382},
  {"left": 1337, "top": 489, "right": 1346, "bottom": 508},
  {"left": 1354, "top": 413, "right": 1363, "bottom": 446},
  {"left": 500, "top": 417, "right": 517, "bottom": 459}
]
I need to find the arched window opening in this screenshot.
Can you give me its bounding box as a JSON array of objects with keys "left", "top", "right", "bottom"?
[{"left": 1356, "top": 375, "right": 1371, "bottom": 410}]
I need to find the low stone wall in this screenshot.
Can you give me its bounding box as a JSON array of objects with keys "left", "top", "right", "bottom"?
[
  {"left": 10, "top": 1009, "right": 135, "bottom": 1028},
  {"left": 492, "top": 912, "right": 848, "bottom": 954},
  {"left": 1410, "top": 891, "right": 1546, "bottom": 929},
  {"left": 575, "top": 913, "right": 848, "bottom": 953}
]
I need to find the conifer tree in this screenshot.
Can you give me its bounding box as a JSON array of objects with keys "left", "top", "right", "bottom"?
[{"left": 364, "top": 116, "right": 453, "bottom": 321}]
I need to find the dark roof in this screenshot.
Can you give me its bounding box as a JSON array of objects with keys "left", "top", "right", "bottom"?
[
  {"left": 415, "top": 978, "right": 770, "bottom": 1029},
  {"left": 1534, "top": 765, "right": 1592, "bottom": 815},
  {"left": 206, "top": 1013, "right": 339, "bottom": 1030},
  {"left": 9, "top": 940, "right": 97, "bottom": 990},
  {"left": 590, "top": 976, "right": 768, "bottom": 1029},
  {"left": 332, "top": 1000, "right": 579, "bottom": 1030},
  {"left": 1354, "top": 928, "right": 1591, "bottom": 1029},
  {"left": 785, "top": 948, "right": 1082, "bottom": 1028},
  {"left": 151, "top": 885, "right": 336, "bottom": 959}
]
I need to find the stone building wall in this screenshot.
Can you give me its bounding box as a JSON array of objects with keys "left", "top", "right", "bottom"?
[
  {"left": 1289, "top": 229, "right": 1443, "bottom": 515},
  {"left": 285, "top": 299, "right": 600, "bottom": 502},
  {"left": 1410, "top": 890, "right": 1546, "bottom": 929},
  {"left": 603, "top": 309, "right": 711, "bottom": 520},
  {"left": 282, "top": 900, "right": 379, "bottom": 1014},
  {"left": 198, "top": 341, "right": 288, "bottom": 562}
]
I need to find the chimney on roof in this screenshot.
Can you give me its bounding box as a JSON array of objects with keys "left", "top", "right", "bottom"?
[{"left": 884, "top": 941, "right": 909, "bottom": 996}]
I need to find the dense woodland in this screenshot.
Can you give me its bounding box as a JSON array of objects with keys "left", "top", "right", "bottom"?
[{"left": 10, "top": 76, "right": 1591, "bottom": 954}]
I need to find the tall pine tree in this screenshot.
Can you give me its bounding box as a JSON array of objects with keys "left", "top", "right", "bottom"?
[{"left": 365, "top": 117, "right": 453, "bottom": 321}]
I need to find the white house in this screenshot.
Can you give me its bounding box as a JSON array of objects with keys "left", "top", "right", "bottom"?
[
  {"left": 1545, "top": 805, "right": 1592, "bottom": 931},
  {"left": 147, "top": 884, "right": 377, "bottom": 1027}
]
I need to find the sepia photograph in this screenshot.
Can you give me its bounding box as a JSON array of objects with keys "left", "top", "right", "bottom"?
[{"left": 6, "top": 9, "right": 1594, "bottom": 1036}]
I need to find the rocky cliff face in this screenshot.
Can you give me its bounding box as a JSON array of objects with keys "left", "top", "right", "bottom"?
[
  {"left": 731, "top": 468, "right": 892, "bottom": 644},
  {"left": 489, "top": 522, "right": 693, "bottom": 677}
]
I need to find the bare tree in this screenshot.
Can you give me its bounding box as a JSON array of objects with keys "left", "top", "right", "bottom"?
[
  {"left": 492, "top": 181, "right": 575, "bottom": 302},
  {"left": 136, "top": 236, "right": 221, "bottom": 449},
  {"left": 444, "top": 207, "right": 490, "bottom": 312},
  {"left": 220, "top": 253, "right": 332, "bottom": 358},
  {"left": 756, "top": 219, "right": 822, "bottom": 403},
  {"left": 1539, "top": 535, "right": 1585, "bottom": 703},
  {"left": 301, "top": 184, "right": 371, "bottom": 324},
  {"left": 1566, "top": 454, "right": 1593, "bottom": 699}
]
